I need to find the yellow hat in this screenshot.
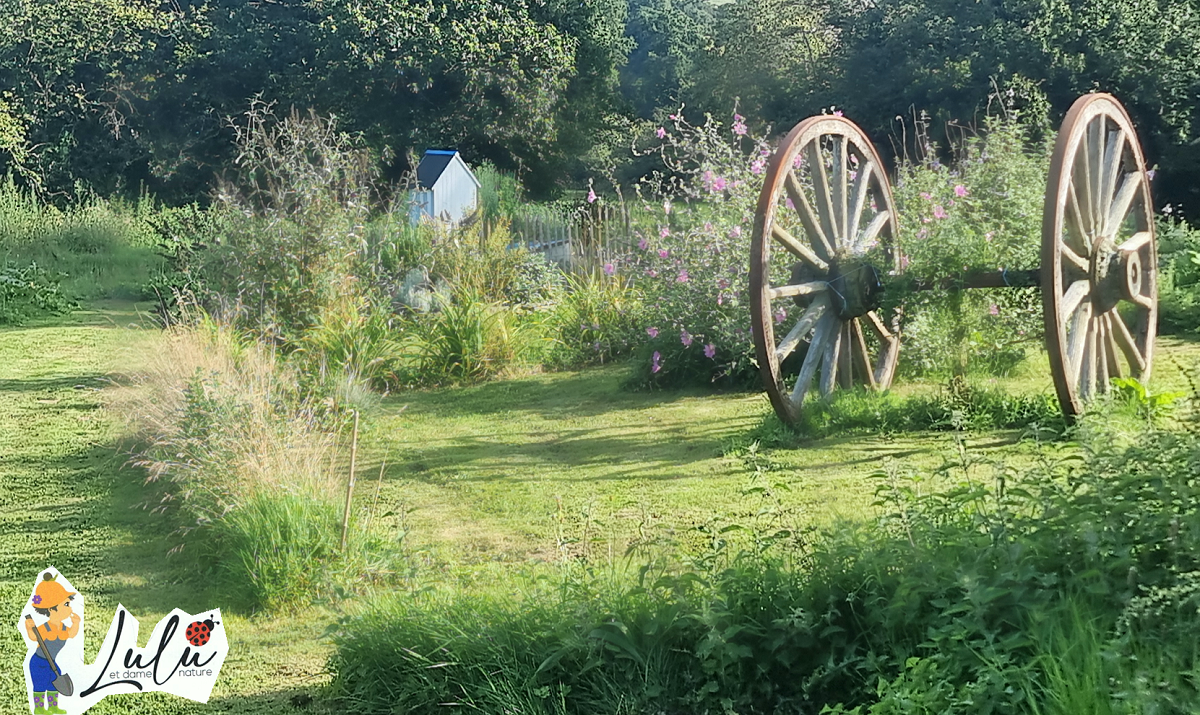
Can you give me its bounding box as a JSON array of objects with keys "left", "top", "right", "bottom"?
[{"left": 32, "top": 573, "right": 75, "bottom": 610}]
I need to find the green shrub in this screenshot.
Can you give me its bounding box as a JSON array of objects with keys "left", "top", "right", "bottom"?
[
  {"left": 1156, "top": 214, "right": 1200, "bottom": 335},
  {"left": 409, "top": 290, "right": 538, "bottom": 384},
  {"left": 0, "top": 261, "right": 76, "bottom": 324},
  {"left": 544, "top": 270, "right": 642, "bottom": 368}
]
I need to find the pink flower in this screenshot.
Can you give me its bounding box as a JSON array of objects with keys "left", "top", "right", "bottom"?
[
  {"left": 900, "top": 254, "right": 910, "bottom": 269},
  {"left": 681, "top": 330, "right": 693, "bottom": 347},
  {"left": 989, "top": 304, "right": 1000, "bottom": 316},
  {"left": 920, "top": 192, "right": 933, "bottom": 201},
  {"left": 676, "top": 270, "right": 689, "bottom": 283},
  {"left": 659, "top": 227, "right": 670, "bottom": 238},
  {"left": 733, "top": 120, "right": 747, "bottom": 136},
  {"left": 587, "top": 188, "right": 597, "bottom": 204},
  {"left": 954, "top": 184, "right": 968, "bottom": 197},
  {"left": 704, "top": 343, "right": 716, "bottom": 359},
  {"left": 751, "top": 158, "right": 766, "bottom": 175},
  {"left": 849, "top": 170, "right": 857, "bottom": 181},
  {"left": 729, "top": 226, "right": 742, "bottom": 238},
  {"left": 656, "top": 127, "right": 666, "bottom": 139},
  {"left": 713, "top": 176, "right": 727, "bottom": 191},
  {"left": 774, "top": 307, "right": 787, "bottom": 324},
  {"left": 651, "top": 351, "right": 662, "bottom": 373},
  {"left": 658, "top": 248, "right": 669, "bottom": 259},
  {"left": 646, "top": 326, "right": 659, "bottom": 338},
  {"left": 638, "top": 238, "right": 648, "bottom": 250},
  {"left": 833, "top": 109, "right": 844, "bottom": 117},
  {"left": 933, "top": 205, "right": 947, "bottom": 219},
  {"left": 669, "top": 114, "right": 678, "bottom": 121},
  {"left": 793, "top": 154, "right": 804, "bottom": 169},
  {"left": 646, "top": 269, "right": 658, "bottom": 278},
  {"left": 734, "top": 113, "right": 744, "bottom": 122},
  {"left": 603, "top": 263, "right": 614, "bottom": 276},
  {"left": 785, "top": 197, "right": 795, "bottom": 210}
]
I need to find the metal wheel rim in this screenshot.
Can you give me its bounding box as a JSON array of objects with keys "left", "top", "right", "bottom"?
[
  {"left": 1042, "top": 93, "right": 1157, "bottom": 419},
  {"left": 751, "top": 116, "right": 901, "bottom": 425}
]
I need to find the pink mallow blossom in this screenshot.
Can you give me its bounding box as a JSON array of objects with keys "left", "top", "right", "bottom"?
[
  {"left": 646, "top": 326, "right": 659, "bottom": 338},
  {"left": 676, "top": 270, "right": 689, "bottom": 283},
  {"left": 733, "top": 119, "right": 747, "bottom": 136},
  {"left": 681, "top": 330, "right": 693, "bottom": 347},
  {"left": 638, "top": 238, "right": 648, "bottom": 250},
  {"left": 658, "top": 248, "right": 669, "bottom": 259},
  {"left": 651, "top": 351, "right": 662, "bottom": 373},
  {"left": 587, "top": 188, "right": 597, "bottom": 204},
  {"left": 989, "top": 304, "right": 1000, "bottom": 316},
  {"left": 656, "top": 127, "right": 666, "bottom": 139},
  {"left": 933, "top": 205, "right": 947, "bottom": 219},
  {"left": 712, "top": 176, "right": 727, "bottom": 192},
  {"left": 704, "top": 343, "right": 716, "bottom": 359},
  {"left": 954, "top": 184, "right": 968, "bottom": 197},
  {"left": 603, "top": 263, "right": 614, "bottom": 276},
  {"left": 660, "top": 227, "right": 670, "bottom": 238}
]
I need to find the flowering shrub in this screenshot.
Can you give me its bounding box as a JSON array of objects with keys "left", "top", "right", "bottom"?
[
  {"left": 619, "top": 109, "right": 773, "bottom": 388},
  {"left": 890, "top": 115, "right": 1051, "bottom": 376}
]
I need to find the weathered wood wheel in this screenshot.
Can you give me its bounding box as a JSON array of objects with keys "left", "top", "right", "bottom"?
[
  {"left": 750, "top": 116, "right": 901, "bottom": 424},
  {"left": 1042, "top": 93, "right": 1157, "bottom": 419}
]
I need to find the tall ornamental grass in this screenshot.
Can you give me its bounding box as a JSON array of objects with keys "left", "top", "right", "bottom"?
[{"left": 113, "top": 312, "right": 401, "bottom": 612}]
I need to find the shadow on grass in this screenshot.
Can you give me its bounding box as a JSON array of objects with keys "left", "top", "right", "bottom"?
[{"left": 387, "top": 364, "right": 756, "bottom": 421}]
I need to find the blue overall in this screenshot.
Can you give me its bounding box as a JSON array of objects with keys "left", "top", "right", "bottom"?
[{"left": 29, "top": 623, "right": 67, "bottom": 692}]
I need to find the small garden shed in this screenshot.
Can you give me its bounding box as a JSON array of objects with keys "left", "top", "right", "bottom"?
[{"left": 409, "top": 149, "right": 480, "bottom": 224}]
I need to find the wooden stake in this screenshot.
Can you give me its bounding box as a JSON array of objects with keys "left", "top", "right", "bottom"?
[{"left": 340, "top": 410, "right": 359, "bottom": 552}]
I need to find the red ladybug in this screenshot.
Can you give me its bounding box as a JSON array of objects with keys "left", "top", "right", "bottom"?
[{"left": 185, "top": 616, "right": 220, "bottom": 647}]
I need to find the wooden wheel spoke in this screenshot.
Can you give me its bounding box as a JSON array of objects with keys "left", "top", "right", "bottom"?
[
  {"left": 785, "top": 172, "right": 834, "bottom": 258},
  {"left": 1099, "top": 129, "right": 1125, "bottom": 227},
  {"left": 1095, "top": 316, "right": 1111, "bottom": 388},
  {"left": 850, "top": 319, "right": 877, "bottom": 390},
  {"left": 1107, "top": 308, "right": 1147, "bottom": 374},
  {"left": 1061, "top": 244, "right": 1090, "bottom": 274},
  {"left": 1100, "top": 313, "right": 1122, "bottom": 380},
  {"left": 1129, "top": 293, "right": 1154, "bottom": 309},
  {"left": 865, "top": 310, "right": 896, "bottom": 342},
  {"left": 792, "top": 313, "right": 835, "bottom": 404},
  {"left": 1087, "top": 117, "right": 1104, "bottom": 233},
  {"left": 819, "top": 319, "right": 843, "bottom": 397},
  {"left": 857, "top": 209, "right": 891, "bottom": 250},
  {"left": 769, "top": 281, "right": 827, "bottom": 301},
  {"left": 1066, "top": 303, "right": 1093, "bottom": 387},
  {"left": 1061, "top": 280, "right": 1090, "bottom": 319},
  {"left": 775, "top": 298, "right": 828, "bottom": 362},
  {"left": 833, "top": 136, "right": 850, "bottom": 246},
  {"left": 1066, "top": 183, "right": 1091, "bottom": 254},
  {"left": 772, "top": 223, "right": 829, "bottom": 270},
  {"left": 847, "top": 161, "right": 874, "bottom": 248},
  {"left": 1118, "top": 231, "right": 1152, "bottom": 254},
  {"left": 1105, "top": 172, "right": 1140, "bottom": 239},
  {"left": 806, "top": 142, "right": 840, "bottom": 246}
]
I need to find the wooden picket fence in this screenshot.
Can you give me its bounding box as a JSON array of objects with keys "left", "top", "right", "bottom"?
[{"left": 508, "top": 203, "right": 637, "bottom": 274}]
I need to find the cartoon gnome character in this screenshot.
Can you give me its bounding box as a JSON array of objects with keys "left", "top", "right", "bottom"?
[{"left": 22, "top": 572, "right": 81, "bottom": 715}]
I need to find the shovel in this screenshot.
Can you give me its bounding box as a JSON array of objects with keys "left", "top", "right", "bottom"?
[{"left": 25, "top": 615, "right": 75, "bottom": 696}]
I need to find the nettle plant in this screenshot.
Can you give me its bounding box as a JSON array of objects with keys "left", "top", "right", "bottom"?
[
  {"left": 890, "top": 113, "right": 1051, "bottom": 376},
  {"left": 620, "top": 108, "right": 774, "bottom": 388}
]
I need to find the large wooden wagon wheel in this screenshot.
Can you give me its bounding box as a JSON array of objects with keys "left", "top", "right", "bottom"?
[
  {"left": 1043, "top": 93, "right": 1157, "bottom": 418},
  {"left": 750, "top": 116, "right": 901, "bottom": 424}
]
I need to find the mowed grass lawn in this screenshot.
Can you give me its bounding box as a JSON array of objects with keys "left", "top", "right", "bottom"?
[{"left": 2, "top": 302, "right": 1198, "bottom": 712}]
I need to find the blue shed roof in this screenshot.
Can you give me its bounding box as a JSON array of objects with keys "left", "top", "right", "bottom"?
[{"left": 416, "top": 149, "right": 480, "bottom": 190}]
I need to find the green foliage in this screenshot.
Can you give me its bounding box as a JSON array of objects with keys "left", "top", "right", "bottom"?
[
  {"left": 543, "top": 270, "right": 642, "bottom": 368},
  {"left": 1155, "top": 214, "right": 1200, "bottom": 334},
  {"left": 0, "top": 261, "right": 76, "bottom": 325},
  {"left": 408, "top": 292, "right": 538, "bottom": 384},
  {"left": 329, "top": 394, "right": 1200, "bottom": 714},
  {"left": 201, "top": 105, "right": 378, "bottom": 340},
  {"left": 891, "top": 113, "right": 1051, "bottom": 377},
  {"left": 764, "top": 381, "right": 1064, "bottom": 439}
]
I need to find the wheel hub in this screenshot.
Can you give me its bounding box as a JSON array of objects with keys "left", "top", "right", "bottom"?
[
  {"left": 1089, "top": 237, "right": 1138, "bottom": 314},
  {"left": 790, "top": 256, "right": 884, "bottom": 320}
]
